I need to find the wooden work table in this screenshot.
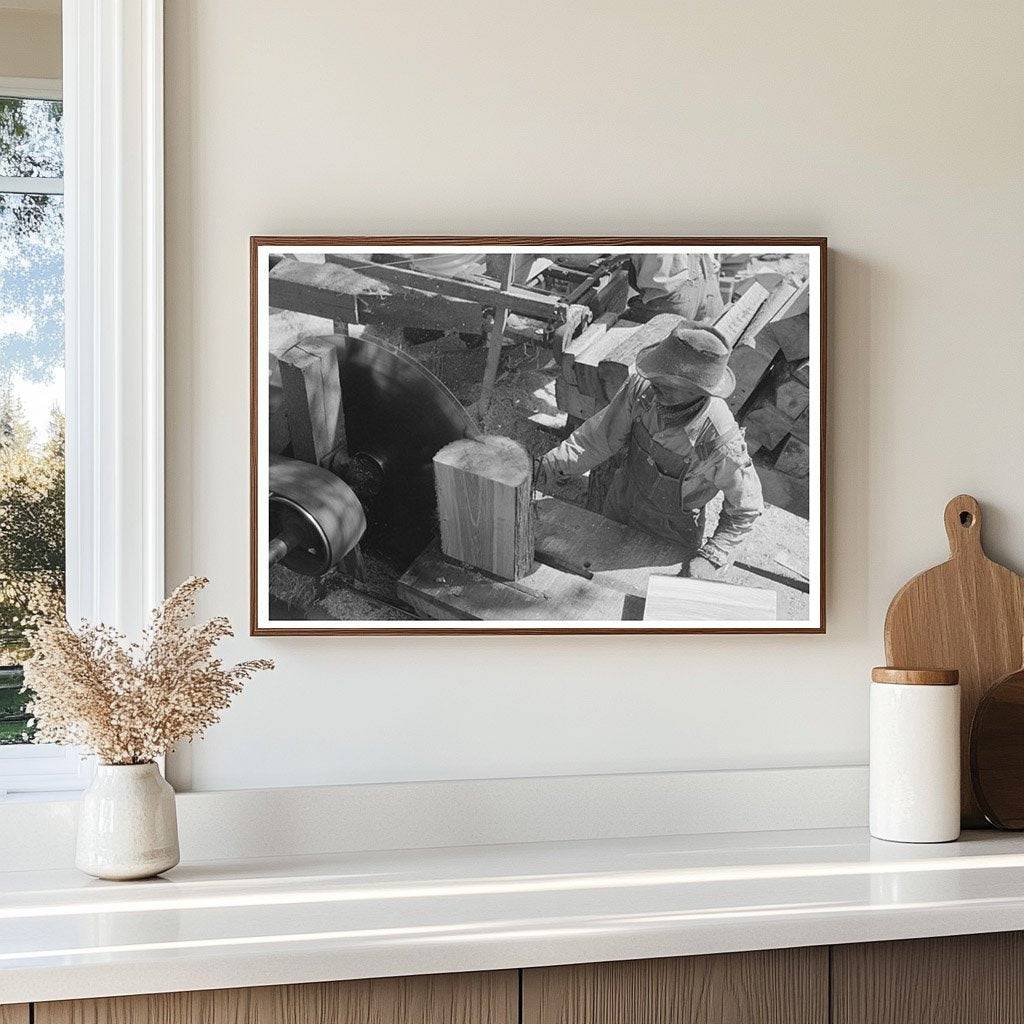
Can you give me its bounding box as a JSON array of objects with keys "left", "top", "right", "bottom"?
[{"left": 397, "top": 495, "right": 809, "bottom": 622}]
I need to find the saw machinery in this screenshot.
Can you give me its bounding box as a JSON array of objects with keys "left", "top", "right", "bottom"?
[{"left": 268, "top": 334, "right": 473, "bottom": 575}]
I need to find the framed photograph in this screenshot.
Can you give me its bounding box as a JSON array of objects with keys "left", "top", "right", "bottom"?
[{"left": 251, "top": 237, "right": 826, "bottom": 634}]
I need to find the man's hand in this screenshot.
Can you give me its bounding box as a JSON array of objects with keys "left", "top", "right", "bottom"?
[
  {"left": 687, "top": 555, "right": 722, "bottom": 581},
  {"left": 533, "top": 454, "right": 557, "bottom": 494}
]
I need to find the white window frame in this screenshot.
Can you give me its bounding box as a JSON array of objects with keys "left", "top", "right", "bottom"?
[{"left": 0, "top": 1, "right": 165, "bottom": 798}]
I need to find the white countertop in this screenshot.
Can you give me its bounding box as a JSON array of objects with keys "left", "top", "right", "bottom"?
[{"left": 4, "top": 826, "right": 1024, "bottom": 1004}]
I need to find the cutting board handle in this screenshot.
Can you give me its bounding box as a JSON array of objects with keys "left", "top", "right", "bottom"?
[{"left": 944, "top": 494, "right": 983, "bottom": 559}]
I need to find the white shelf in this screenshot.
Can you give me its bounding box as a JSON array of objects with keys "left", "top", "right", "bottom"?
[{"left": 4, "top": 827, "right": 1024, "bottom": 1004}]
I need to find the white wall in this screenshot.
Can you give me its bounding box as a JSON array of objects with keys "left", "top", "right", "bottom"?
[{"left": 164, "top": 0, "right": 1024, "bottom": 792}]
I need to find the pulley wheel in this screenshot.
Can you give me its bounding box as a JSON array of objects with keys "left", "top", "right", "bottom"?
[{"left": 269, "top": 455, "right": 366, "bottom": 577}]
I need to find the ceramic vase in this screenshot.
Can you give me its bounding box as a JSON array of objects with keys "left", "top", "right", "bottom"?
[{"left": 76, "top": 762, "right": 180, "bottom": 880}]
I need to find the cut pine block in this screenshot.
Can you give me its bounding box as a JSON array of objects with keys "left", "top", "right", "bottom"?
[
  {"left": 643, "top": 575, "right": 778, "bottom": 622},
  {"left": 433, "top": 435, "right": 534, "bottom": 581}
]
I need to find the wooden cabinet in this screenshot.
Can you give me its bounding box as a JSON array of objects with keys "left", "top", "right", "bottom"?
[
  {"left": 832, "top": 932, "right": 1024, "bottom": 1024},
  {"left": 34, "top": 971, "right": 517, "bottom": 1024},
  {"left": 22, "top": 932, "right": 1024, "bottom": 1024},
  {"left": 522, "top": 948, "right": 828, "bottom": 1024}
]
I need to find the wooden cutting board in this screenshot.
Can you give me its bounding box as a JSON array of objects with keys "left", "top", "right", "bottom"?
[{"left": 884, "top": 494, "right": 1024, "bottom": 825}]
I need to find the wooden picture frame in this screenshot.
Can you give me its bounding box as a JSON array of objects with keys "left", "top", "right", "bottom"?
[{"left": 251, "top": 237, "right": 827, "bottom": 635}]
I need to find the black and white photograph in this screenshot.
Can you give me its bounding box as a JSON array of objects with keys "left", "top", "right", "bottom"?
[{"left": 252, "top": 239, "right": 825, "bottom": 633}]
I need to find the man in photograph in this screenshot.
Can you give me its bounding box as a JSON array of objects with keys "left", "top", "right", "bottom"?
[
  {"left": 534, "top": 323, "right": 763, "bottom": 579},
  {"left": 627, "top": 253, "right": 725, "bottom": 323}
]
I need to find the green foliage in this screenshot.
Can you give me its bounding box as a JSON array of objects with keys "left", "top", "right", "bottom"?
[
  {"left": 0, "top": 389, "right": 65, "bottom": 679},
  {"left": 0, "top": 97, "right": 63, "bottom": 178}
]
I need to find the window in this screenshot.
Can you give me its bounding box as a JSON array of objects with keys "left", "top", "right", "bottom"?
[
  {"left": 0, "top": 80, "right": 87, "bottom": 797},
  {"left": 0, "top": 5, "right": 166, "bottom": 797}
]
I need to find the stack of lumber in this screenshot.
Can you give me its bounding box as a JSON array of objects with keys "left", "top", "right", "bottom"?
[
  {"left": 735, "top": 283, "right": 811, "bottom": 519},
  {"left": 552, "top": 278, "right": 813, "bottom": 519},
  {"left": 556, "top": 312, "right": 644, "bottom": 419}
]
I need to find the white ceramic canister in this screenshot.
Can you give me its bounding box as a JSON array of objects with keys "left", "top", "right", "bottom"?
[
  {"left": 76, "top": 762, "right": 180, "bottom": 880},
  {"left": 869, "top": 667, "right": 961, "bottom": 843}
]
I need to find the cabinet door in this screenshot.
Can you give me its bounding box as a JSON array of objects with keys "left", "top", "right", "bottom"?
[
  {"left": 35, "top": 970, "right": 517, "bottom": 1024},
  {"left": 523, "top": 948, "right": 828, "bottom": 1024},
  {"left": 832, "top": 932, "right": 1024, "bottom": 1024},
  {"left": 0, "top": 1006, "right": 29, "bottom": 1024}
]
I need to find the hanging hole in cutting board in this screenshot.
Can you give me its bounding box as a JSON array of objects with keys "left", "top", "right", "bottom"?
[{"left": 960, "top": 511, "right": 974, "bottom": 527}]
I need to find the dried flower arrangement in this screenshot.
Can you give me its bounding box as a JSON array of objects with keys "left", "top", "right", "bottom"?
[{"left": 22, "top": 576, "right": 273, "bottom": 765}]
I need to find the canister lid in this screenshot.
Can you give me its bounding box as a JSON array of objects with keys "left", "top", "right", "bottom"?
[{"left": 871, "top": 667, "right": 959, "bottom": 686}]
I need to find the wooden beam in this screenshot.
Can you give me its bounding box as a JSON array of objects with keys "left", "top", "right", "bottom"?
[
  {"left": 734, "top": 281, "right": 797, "bottom": 349},
  {"left": 324, "top": 254, "right": 578, "bottom": 322},
  {"left": 478, "top": 256, "right": 514, "bottom": 415},
  {"left": 433, "top": 435, "right": 534, "bottom": 581},
  {"left": 276, "top": 336, "right": 347, "bottom": 467},
  {"left": 560, "top": 311, "right": 618, "bottom": 385},
  {"left": 713, "top": 281, "right": 769, "bottom": 346},
  {"left": 269, "top": 259, "right": 483, "bottom": 333},
  {"left": 726, "top": 332, "right": 780, "bottom": 413},
  {"left": 397, "top": 496, "right": 690, "bottom": 622}
]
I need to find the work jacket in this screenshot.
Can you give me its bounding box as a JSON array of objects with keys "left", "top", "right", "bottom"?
[{"left": 537, "top": 376, "right": 764, "bottom": 562}]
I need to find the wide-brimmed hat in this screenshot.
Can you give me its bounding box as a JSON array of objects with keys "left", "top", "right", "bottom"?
[{"left": 635, "top": 324, "right": 735, "bottom": 399}]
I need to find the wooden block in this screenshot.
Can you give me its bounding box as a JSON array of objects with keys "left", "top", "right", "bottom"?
[
  {"left": 268, "top": 307, "right": 335, "bottom": 358},
  {"left": 0, "top": 1007, "right": 28, "bottom": 1024},
  {"left": 734, "top": 281, "right": 797, "bottom": 349},
  {"left": 599, "top": 319, "right": 670, "bottom": 397},
  {"left": 268, "top": 384, "right": 290, "bottom": 455},
  {"left": 559, "top": 312, "right": 615, "bottom": 384},
  {"left": 726, "top": 333, "right": 780, "bottom": 413},
  {"left": 754, "top": 460, "right": 811, "bottom": 519},
  {"left": 643, "top": 575, "right": 778, "bottom": 622},
  {"left": 775, "top": 378, "right": 810, "bottom": 419},
  {"left": 762, "top": 309, "right": 810, "bottom": 361},
  {"left": 554, "top": 377, "right": 598, "bottom": 420},
  {"left": 276, "top": 336, "right": 346, "bottom": 466},
  {"left": 742, "top": 400, "right": 796, "bottom": 450},
  {"left": 779, "top": 279, "right": 810, "bottom": 318},
  {"left": 776, "top": 435, "right": 810, "bottom": 477},
  {"left": 712, "top": 281, "right": 769, "bottom": 346},
  {"left": 574, "top": 322, "right": 643, "bottom": 401},
  {"left": 792, "top": 408, "right": 810, "bottom": 443},
  {"left": 433, "top": 435, "right": 534, "bottom": 581},
  {"left": 587, "top": 312, "right": 683, "bottom": 394},
  {"left": 735, "top": 269, "right": 785, "bottom": 295}
]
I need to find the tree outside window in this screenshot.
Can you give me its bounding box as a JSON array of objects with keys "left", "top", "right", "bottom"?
[{"left": 0, "top": 95, "right": 65, "bottom": 744}]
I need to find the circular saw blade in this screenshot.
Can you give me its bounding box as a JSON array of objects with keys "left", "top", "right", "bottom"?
[{"left": 327, "top": 333, "right": 473, "bottom": 565}]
